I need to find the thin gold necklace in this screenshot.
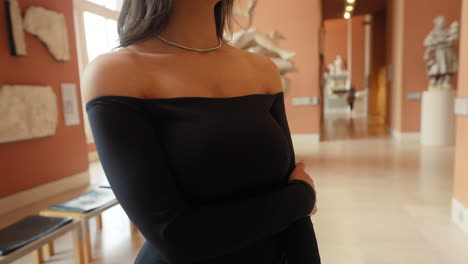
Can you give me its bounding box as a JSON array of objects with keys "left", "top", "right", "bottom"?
[{"left": 156, "top": 35, "right": 222, "bottom": 52}]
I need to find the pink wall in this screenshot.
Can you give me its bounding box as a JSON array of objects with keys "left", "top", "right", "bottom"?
[
  {"left": 0, "top": 0, "right": 88, "bottom": 198},
  {"left": 388, "top": 0, "right": 462, "bottom": 132},
  {"left": 324, "top": 18, "right": 348, "bottom": 72},
  {"left": 234, "top": 0, "right": 322, "bottom": 134},
  {"left": 351, "top": 15, "right": 367, "bottom": 91},
  {"left": 453, "top": 0, "right": 468, "bottom": 206}
]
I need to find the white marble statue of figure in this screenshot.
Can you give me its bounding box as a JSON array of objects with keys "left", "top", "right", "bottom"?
[
  {"left": 229, "top": 0, "right": 297, "bottom": 92},
  {"left": 333, "top": 55, "right": 347, "bottom": 75},
  {"left": 324, "top": 55, "right": 349, "bottom": 97},
  {"left": 423, "top": 16, "right": 459, "bottom": 90},
  {"left": 326, "top": 56, "right": 347, "bottom": 76},
  {"left": 327, "top": 64, "right": 336, "bottom": 75},
  {"left": 230, "top": 28, "right": 296, "bottom": 60}
]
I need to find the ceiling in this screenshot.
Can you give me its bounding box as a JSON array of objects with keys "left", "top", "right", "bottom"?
[{"left": 322, "top": 0, "right": 387, "bottom": 20}]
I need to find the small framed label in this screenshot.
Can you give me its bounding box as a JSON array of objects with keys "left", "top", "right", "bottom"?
[
  {"left": 60, "top": 83, "right": 81, "bottom": 126},
  {"left": 407, "top": 91, "right": 422, "bottom": 100},
  {"left": 292, "top": 96, "right": 320, "bottom": 106}
]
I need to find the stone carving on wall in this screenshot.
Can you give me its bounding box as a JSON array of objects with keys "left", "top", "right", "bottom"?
[
  {"left": 23, "top": 6, "right": 70, "bottom": 61},
  {"left": 229, "top": 0, "right": 297, "bottom": 93},
  {"left": 5, "top": 0, "right": 27, "bottom": 56},
  {"left": 4, "top": 1, "right": 70, "bottom": 61},
  {"left": 0, "top": 85, "right": 58, "bottom": 144},
  {"left": 423, "top": 16, "right": 459, "bottom": 90}
]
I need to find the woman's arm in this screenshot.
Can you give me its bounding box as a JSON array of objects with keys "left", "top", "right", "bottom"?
[
  {"left": 260, "top": 52, "right": 321, "bottom": 263},
  {"left": 269, "top": 93, "right": 321, "bottom": 264},
  {"left": 86, "top": 98, "right": 315, "bottom": 263}
]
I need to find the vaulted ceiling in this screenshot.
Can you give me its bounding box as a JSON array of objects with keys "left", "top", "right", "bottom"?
[{"left": 322, "top": 0, "right": 387, "bottom": 20}]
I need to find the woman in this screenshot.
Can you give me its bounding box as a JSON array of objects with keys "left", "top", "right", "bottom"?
[{"left": 83, "top": 0, "right": 320, "bottom": 263}]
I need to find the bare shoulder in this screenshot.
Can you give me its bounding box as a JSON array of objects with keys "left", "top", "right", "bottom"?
[
  {"left": 235, "top": 48, "right": 283, "bottom": 94},
  {"left": 81, "top": 50, "right": 145, "bottom": 104}
]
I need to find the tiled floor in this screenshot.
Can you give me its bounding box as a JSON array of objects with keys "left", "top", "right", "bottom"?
[
  {"left": 321, "top": 113, "right": 389, "bottom": 141},
  {"left": 10, "top": 137, "right": 468, "bottom": 264},
  {"left": 302, "top": 138, "right": 468, "bottom": 264}
]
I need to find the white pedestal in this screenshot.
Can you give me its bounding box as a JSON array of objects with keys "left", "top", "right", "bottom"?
[{"left": 420, "top": 89, "right": 456, "bottom": 146}]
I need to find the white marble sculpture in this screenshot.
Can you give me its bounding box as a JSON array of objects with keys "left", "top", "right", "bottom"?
[
  {"left": 6, "top": 0, "right": 27, "bottom": 56},
  {"left": 233, "top": 0, "right": 257, "bottom": 18},
  {"left": 423, "top": 16, "right": 459, "bottom": 90},
  {"left": 333, "top": 56, "right": 347, "bottom": 75},
  {"left": 229, "top": 0, "right": 297, "bottom": 93},
  {"left": 327, "top": 64, "right": 335, "bottom": 75},
  {"left": 327, "top": 55, "right": 348, "bottom": 76},
  {"left": 324, "top": 55, "right": 351, "bottom": 98},
  {"left": 23, "top": 6, "right": 70, "bottom": 61},
  {"left": 0, "top": 85, "right": 58, "bottom": 144}
]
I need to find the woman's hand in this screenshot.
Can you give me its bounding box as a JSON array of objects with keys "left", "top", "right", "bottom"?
[{"left": 288, "top": 160, "right": 318, "bottom": 215}]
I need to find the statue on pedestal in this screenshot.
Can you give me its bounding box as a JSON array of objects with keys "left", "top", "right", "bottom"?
[
  {"left": 323, "top": 55, "right": 351, "bottom": 101},
  {"left": 423, "top": 16, "right": 459, "bottom": 90},
  {"left": 327, "top": 55, "right": 347, "bottom": 76}
]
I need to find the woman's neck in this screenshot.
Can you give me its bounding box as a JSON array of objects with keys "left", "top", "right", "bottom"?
[{"left": 158, "top": 0, "right": 220, "bottom": 49}]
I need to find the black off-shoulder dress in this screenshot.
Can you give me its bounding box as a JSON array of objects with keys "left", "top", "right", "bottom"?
[{"left": 85, "top": 91, "right": 321, "bottom": 264}]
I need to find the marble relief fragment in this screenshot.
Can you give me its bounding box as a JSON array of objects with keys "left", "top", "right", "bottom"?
[
  {"left": 0, "top": 85, "right": 58, "bottom": 144},
  {"left": 23, "top": 6, "right": 70, "bottom": 61}
]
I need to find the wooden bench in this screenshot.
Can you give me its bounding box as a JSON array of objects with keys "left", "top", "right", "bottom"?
[
  {"left": 40, "top": 188, "right": 136, "bottom": 264},
  {"left": 0, "top": 215, "right": 82, "bottom": 264}
]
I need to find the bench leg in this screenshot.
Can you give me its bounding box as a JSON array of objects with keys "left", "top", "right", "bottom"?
[
  {"left": 33, "top": 249, "right": 44, "bottom": 264},
  {"left": 85, "top": 233, "right": 93, "bottom": 263},
  {"left": 44, "top": 242, "right": 55, "bottom": 257},
  {"left": 72, "top": 228, "right": 85, "bottom": 264},
  {"left": 81, "top": 220, "right": 93, "bottom": 263},
  {"left": 96, "top": 214, "right": 103, "bottom": 230},
  {"left": 130, "top": 221, "right": 137, "bottom": 233}
]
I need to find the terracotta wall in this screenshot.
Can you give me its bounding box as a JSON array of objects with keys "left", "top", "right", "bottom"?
[
  {"left": 234, "top": 0, "right": 322, "bottom": 134},
  {"left": 324, "top": 18, "right": 348, "bottom": 71},
  {"left": 388, "top": 0, "right": 462, "bottom": 132},
  {"left": 453, "top": 0, "right": 468, "bottom": 207},
  {"left": 0, "top": 0, "right": 88, "bottom": 198},
  {"left": 351, "top": 15, "right": 366, "bottom": 91}
]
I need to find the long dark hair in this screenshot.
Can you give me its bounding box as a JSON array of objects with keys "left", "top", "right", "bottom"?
[{"left": 116, "top": 0, "right": 234, "bottom": 48}]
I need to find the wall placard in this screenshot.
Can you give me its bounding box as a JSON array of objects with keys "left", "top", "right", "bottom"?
[{"left": 60, "top": 83, "right": 80, "bottom": 126}]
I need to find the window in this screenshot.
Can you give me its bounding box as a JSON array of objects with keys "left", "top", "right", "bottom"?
[
  {"left": 74, "top": 0, "right": 122, "bottom": 70},
  {"left": 86, "top": 0, "right": 122, "bottom": 11},
  {"left": 73, "top": 0, "right": 122, "bottom": 143},
  {"left": 83, "top": 11, "right": 119, "bottom": 62}
]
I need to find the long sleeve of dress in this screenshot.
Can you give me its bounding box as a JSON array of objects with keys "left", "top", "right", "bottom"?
[
  {"left": 86, "top": 97, "right": 316, "bottom": 263},
  {"left": 269, "top": 95, "right": 322, "bottom": 264}
]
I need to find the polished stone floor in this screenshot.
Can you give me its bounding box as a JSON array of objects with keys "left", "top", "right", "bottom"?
[
  {"left": 321, "top": 113, "right": 389, "bottom": 141},
  {"left": 10, "top": 136, "right": 468, "bottom": 264},
  {"left": 300, "top": 138, "right": 468, "bottom": 264}
]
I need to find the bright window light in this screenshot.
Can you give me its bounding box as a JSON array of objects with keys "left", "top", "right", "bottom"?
[
  {"left": 83, "top": 11, "right": 119, "bottom": 62},
  {"left": 86, "top": 0, "right": 122, "bottom": 11}
]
